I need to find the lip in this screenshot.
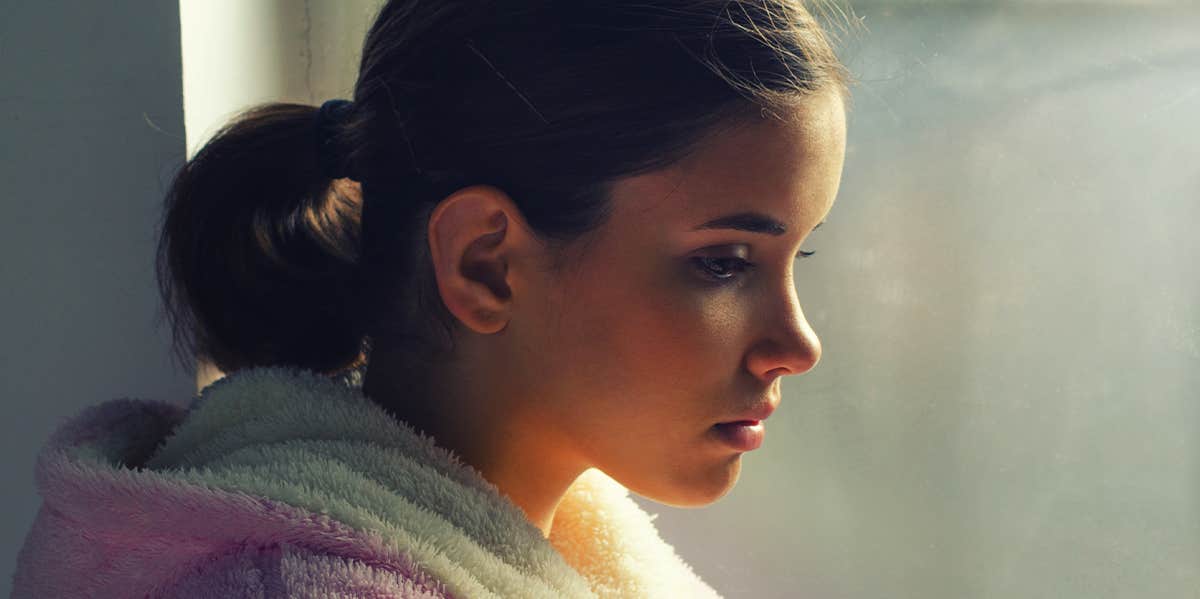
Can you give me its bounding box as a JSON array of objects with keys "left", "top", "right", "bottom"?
[
  {"left": 717, "top": 402, "right": 777, "bottom": 425},
  {"left": 711, "top": 420, "right": 765, "bottom": 451},
  {"left": 710, "top": 401, "right": 776, "bottom": 452}
]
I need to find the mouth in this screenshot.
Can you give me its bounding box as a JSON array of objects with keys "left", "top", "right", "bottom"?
[{"left": 711, "top": 420, "right": 765, "bottom": 451}]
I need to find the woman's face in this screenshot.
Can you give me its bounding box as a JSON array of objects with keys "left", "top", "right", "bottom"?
[{"left": 512, "top": 90, "right": 848, "bottom": 506}]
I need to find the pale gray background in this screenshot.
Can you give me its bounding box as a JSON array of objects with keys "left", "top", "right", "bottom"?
[
  {"left": 4, "top": 2, "right": 1198, "bottom": 598},
  {"left": 640, "top": 3, "right": 1200, "bottom": 598},
  {"left": 1, "top": 1, "right": 196, "bottom": 596}
]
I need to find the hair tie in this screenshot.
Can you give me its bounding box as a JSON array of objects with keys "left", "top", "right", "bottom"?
[{"left": 316, "top": 99, "right": 354, "bottom": 179}]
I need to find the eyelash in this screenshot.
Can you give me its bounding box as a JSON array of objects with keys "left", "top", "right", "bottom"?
[{"left": 691, "top": 250, "right": 817, "bottom": 283}]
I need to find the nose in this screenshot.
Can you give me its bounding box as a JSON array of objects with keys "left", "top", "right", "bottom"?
[{"left": 745, "top": 290, "right": 822, "bottom": 383}]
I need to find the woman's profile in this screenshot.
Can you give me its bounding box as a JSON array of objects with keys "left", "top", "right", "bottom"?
[{"left": 13, "top": 1, "right": 852, "bottom": 597}]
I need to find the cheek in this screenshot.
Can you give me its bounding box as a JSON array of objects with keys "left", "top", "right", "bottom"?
[{"left": 552, "top": 268, "right": 741, "bottom": 402}]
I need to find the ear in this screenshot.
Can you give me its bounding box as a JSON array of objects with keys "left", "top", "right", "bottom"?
[{"left": 426, "top": 184, "right": 539, "bottom": 335}]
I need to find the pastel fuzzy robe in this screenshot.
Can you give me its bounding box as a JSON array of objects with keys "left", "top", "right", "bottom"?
[{"left": 12, "top": 365, "right": 722, "bottom": 598}]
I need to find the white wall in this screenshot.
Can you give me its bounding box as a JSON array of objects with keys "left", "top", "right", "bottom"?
[{"left": 179, "top": 0, "right": 380, "bottom": 158}]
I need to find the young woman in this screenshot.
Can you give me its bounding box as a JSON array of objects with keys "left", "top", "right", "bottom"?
[{"left": 14, "top": 1, "right": 852, "bottom": 597}]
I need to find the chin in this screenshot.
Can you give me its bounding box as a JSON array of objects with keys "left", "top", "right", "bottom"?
[{"left": 627, "top": 456, "right": 743, "bottom": 507}]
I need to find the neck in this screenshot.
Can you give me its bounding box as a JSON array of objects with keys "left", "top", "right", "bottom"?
[{"left": 362, "top": 344, "right": 585, "bottom": 538}]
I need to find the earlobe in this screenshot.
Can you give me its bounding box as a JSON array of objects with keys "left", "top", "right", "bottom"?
[{"left": 426, "top": 186, "right": 527, "bottom": 335}]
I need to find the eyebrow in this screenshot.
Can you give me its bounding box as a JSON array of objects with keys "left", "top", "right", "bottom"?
[{"left": 692, "top": 212, "right": 824, "bottom": 236}]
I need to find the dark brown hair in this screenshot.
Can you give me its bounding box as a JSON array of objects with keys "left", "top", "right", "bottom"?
[{"left": 156, "top": 0, "right": 857, "bottom": 386}]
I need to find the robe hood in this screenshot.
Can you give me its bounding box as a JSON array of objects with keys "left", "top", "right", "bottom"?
[{"left": 12, "top": 365, "right": 721, "bottom": 598}]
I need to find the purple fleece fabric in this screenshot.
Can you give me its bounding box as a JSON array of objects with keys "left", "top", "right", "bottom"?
[{"left": 11, "top": 398, "right": 453, "bottom": 598}]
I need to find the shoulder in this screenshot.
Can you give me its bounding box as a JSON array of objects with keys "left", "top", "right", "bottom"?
[{"left": 156, "top": 542, "right": 454, "bottom": 599}]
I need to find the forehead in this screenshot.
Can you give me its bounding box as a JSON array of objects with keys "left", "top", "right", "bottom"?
[{"left": 617, "top": 91, "right": 846, "bottom": 231}]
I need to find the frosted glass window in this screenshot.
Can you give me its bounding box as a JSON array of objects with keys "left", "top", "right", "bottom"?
[{"left": 642, "top": 3, "right": 1200, "bottom": 598}]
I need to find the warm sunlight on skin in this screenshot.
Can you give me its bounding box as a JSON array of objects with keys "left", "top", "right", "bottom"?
[{"left": 407, "top": 88, "right": 847, "bottom": 538}]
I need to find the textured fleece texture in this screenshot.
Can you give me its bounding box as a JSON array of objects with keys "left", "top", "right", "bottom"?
[{"left": 12, "top": 365, "right": 722, "bottom": 598}]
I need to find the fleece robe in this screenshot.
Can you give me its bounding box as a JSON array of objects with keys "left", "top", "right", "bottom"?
[{"left": 12, "top": 365, "right": 722, "bottom": 598}]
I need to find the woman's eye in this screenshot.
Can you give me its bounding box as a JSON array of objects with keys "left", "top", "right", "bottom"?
[
  {"left": 691, "top": 256, "right": 756, "bottom": 282},
  {"left": 690, "top": 250, "right": 816, "bottom": 283}
]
